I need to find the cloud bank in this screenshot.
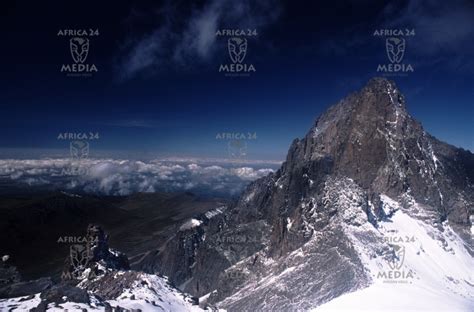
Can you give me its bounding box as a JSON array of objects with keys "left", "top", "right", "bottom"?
[{"left": 0, "top": 158, "right": 278, "bottom": 197}]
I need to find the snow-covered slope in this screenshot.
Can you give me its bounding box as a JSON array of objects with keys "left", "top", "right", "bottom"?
[
  {"left": 314, "top": 193, "right": 474, "bottom": 312},
  {"left": 105, "top": 272, "right": 205, "bottom": 311},
  {"left": 0, "top": 272, "right": 206, "bottom": 311}
]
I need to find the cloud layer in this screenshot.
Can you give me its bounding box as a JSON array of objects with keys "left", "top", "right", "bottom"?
[{"left": 0, "top": 158, "right": 278, "bottom": 197}]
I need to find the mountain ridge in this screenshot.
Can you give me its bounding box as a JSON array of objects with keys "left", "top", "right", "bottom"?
[{"left": 145, "top": 77, "right": 474, "bottom": 311}]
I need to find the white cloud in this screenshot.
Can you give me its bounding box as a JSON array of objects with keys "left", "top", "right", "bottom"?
[
  {"left": 231, "top": 167, "right": 275, "bottom": 180},
  {"left": 0, "top": 158, "right": 277, "bottom": 197}
]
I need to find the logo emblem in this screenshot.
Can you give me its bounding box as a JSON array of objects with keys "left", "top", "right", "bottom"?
[
  {"left": 70, "top": 37, "right": 89, "bottom": 63},
  {"left": 215, "top": 234, "right": 258, "bottom": 256},
  {"left": 385, "top": 37, "right": 405, "bottom": 63},
  {"left": 70, "top": 140, "right": 89, "bottom": 160},
  {"left": 228, "top": 139, "right": 247, "bottom": 159},
  {"left": 69, "top": 244, "right": 90, "bottom": 272},
  {"left": 387, "top": 245, "right": 405, "bottom": 270},
  {"left": 228, "top": 37, "right": 247, "bottom": 63}
]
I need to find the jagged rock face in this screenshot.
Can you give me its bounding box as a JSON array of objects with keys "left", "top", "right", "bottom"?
[
  {"left": 288, "top": 78, "right": 473, "bottom": 222},
  {"left": 62, "top": 224, "right": 129, "bottom": 281},
  {"left": 280, "top": 78, "right": 473, "bottom": 243},
  {"left": 86, "top": 224, "right": 130, "bottom": 271},
  {"left": 287, "top": 78, "right": 409, "bottom": 190},
  {"left": 150, "top": 78, "right": 474, "bottom": 311}
]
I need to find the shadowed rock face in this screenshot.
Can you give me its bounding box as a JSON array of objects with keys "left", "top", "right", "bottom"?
[
  {"left": 287, "top": 78, "right": 473, "bottom": 225},
  {"left": 62, "top": 224, "right": 130, "bottom": 281},
  {"left": 145, "top": 78, "right": 474, "bottom": 311}
]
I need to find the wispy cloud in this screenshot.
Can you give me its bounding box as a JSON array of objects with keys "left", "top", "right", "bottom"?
[
  {"left": 381, "top": 0, "right": 474, "bottom": 71},
  {"left": 317, "top": 0, "right": 474, "bottom": 72},
  {"left": 116, "top": 0, "right": 282, "bottom": 80}
]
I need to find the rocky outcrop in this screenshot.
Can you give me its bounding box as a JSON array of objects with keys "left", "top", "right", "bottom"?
[
  {"left": 1, "top": 225, "right": 205, "bottom": 311},
  {"left": 62, "top": 224, "right": 129, "bottom": 281}
]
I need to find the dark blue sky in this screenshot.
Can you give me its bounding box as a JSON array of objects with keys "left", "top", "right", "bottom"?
[{"left": 1, "top": 0, "right": 473, "bottom": 160}]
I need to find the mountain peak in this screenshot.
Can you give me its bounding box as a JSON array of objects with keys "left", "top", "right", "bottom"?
[
  {"left": 298, "top": 78, "right": 411, "bottom": 160},
  {"left": 364, "top": 76, "right": 395, "bottom": 89},
  {"left": 287, "top": 77, "right": 434, "bottom": 193},
  {"left": 361, "top": 77, "right": 405, "bottom": 109},
  {"left": 307, "top": 78, "right": 407, "bottom": 143}
]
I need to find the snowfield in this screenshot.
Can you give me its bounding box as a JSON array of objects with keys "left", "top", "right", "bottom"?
[
  {"left": 314, "top": 195, "right": 474, "bottom": 312},
  {"left": 314, "top": 281, "right": 472, "bottom": 312}
]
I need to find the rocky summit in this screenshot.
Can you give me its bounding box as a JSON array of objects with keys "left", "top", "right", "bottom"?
[{"left": 141, "top": 77, "right": 474, "bottom": 311}]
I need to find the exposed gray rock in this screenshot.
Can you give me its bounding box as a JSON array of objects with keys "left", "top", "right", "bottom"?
[
  {"left": 62, "top": 224, "right": 130, "bottom": 281},
  {"left": 40, "top": 283, "right": 89, "bottom": 304}
]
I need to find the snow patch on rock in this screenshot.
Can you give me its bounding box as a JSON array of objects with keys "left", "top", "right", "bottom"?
[{"left": 179, "top": 219, "right": 203, "bottom": 231}]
